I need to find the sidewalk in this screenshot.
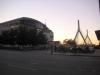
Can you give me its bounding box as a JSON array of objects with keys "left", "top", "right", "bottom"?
[{"left": 52, "top": 49, "right": 100, "bottom": 57}]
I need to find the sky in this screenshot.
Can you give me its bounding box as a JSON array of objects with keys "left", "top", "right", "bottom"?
[{"left": 0, "top": 0, "right": 100, "bottom": 45}]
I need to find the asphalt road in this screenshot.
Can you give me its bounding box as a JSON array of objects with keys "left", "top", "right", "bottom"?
[{"left": 0, "top": 49, "right": 100, "bottom": 75}]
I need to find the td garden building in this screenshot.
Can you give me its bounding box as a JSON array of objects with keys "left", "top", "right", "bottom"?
[{"left": 0, "top": 17, "right": 54, "bottom": 42}]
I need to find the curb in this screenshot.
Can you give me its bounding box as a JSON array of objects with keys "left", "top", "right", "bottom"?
[{"left": 52, "top": 52, "right": 100, "bottom": 57}]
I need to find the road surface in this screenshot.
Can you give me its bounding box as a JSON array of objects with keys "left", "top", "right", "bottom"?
[{"left": 0, "top": 49, "right": 100, "bottom": 75}]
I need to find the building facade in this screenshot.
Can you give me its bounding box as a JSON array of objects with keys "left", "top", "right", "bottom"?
[{"left": 0, "top": 17, "right": 54, "bottom": 42}]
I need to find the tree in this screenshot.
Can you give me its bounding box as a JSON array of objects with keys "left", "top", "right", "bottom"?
[
  {"left": 26, "top": 27, "right": 37, "bottom": 45},
  {"left": 36, "top": 31, "right": 48, "bottom": 45},
  {"left": 15, "top": 25, "right": 29, "bottom": 45},
  {"left": 0, "top": 25, "right": 48, "bottom": 46},
  {"left": 67, "top": 39, "right": 76, "bottom": 45},
  {"left": 0, "top": 30, "right": 11, "bottom": 45},
  {"left": 63, "top": 39, "right": 76, "bottom": 46}
]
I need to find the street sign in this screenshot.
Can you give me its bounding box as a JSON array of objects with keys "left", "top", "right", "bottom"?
[{"left": 95, "top": 30, "right": 100, "bottom": 40}]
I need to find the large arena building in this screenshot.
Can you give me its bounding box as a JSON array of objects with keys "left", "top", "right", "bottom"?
[{"left": 0, "top": 17, "right": 54, "bottom": 42}]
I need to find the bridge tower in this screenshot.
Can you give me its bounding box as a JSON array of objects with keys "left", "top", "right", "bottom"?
[
  {"left": 74, "top": 20, "right": 87, "bottom": 45},
  {"left": 85, "top": 30, "right": 92, "bottom": 45}
]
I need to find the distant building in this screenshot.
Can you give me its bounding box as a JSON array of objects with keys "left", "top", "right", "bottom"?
[{"left": 0, "top": 17, "right": 54, "bottom": 42}]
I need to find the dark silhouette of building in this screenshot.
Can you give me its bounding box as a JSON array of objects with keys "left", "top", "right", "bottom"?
[{"left": 0, "top": 17, "right": 53, "bottom": 42}]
